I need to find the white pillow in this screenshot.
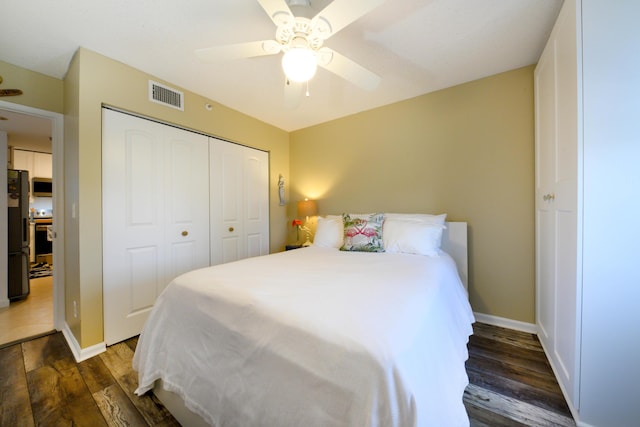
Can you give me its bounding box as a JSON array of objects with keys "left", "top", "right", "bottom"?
[
  {"left": 313, "top": 216, "right": 344, "bottom": 248},
  {"left": 385, "top": 213, "right": 447, "bottom": 225},
  {"left": 383, "top": 218, "right": 446, "bottom": 256}
]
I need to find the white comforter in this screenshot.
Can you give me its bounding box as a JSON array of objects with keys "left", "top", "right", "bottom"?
[{"left": 133, "top": 246, "right": 475, "bottom": 427}]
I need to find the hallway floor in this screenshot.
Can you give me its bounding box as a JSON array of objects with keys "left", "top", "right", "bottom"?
[{"left": 0, "top": 276, "right": 54, "bottom": 348}]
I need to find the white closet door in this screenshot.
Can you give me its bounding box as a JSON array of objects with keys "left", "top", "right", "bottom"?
[
  {"left": 535, "top": 43, "right": 557, "bottom": 354},
  {"left": 534, "top": 0, "right": 580, "bottom": 405},
  {"left": 163, "top": 126, "right": 210, "bottom": 281},
  {"left": 210, "top": 138, "right": 269, "bottom": 265},
  {"left": 210, "top": 138, "right": 243, "bottom": 264},
  {"left": 243, "top": 148, "right": 269, "bottom": 258},
  {"left": 102, "top": 109, "right": 209, "bottom": 345}
]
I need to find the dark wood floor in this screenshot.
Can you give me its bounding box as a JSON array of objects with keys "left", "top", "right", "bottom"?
[
  {"left": 0, "top": 323, "right": 575, "bottom": 426},
  {"left": 0, "top": 332, "right": 178, "bottom": 426},
  {"left": 464, "top": 323, "right": 575, "bottom": 426}
]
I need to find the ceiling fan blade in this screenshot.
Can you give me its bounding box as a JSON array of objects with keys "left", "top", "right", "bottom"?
[
  {"left": 256, "top": 0, "right": 294, "bottom": 26},
  {"left": 311, "top": 0, "right": 385, "bottom": 38},
  {"left": 0, "top": 89, "right": 23, "bottom": 97},
  {"left": 317, "top": 47, "right": 381, "bottom": 91},
  {"left": 196, "top": 40, "right": 281, "bottom": 62},
  {"left": 283, "top": 79, "right": 304, "bottom": 109}
]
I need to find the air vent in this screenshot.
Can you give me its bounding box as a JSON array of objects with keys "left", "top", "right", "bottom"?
[{"left": 149, "top": 80, "right": 184, "bottom": 111}]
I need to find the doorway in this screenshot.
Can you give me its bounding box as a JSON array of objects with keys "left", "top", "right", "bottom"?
[{"left": 0, "top": 101, "right": 64, "bottom": 347}]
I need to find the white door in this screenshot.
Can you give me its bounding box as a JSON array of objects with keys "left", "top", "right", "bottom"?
[
  {"left": 243, "top": 148, "right": 269, "bottom": 258},
  {"left": 163, "top": 125, "right": 211, "bottom": 280},
  {"left": 102, "top": 109, "right": 209, "bottom": 345},
  {"left": 210, "top": 138, "right": 243, "bottom": 264},
  {"left": 535, "top": 43, "right": 557, "bottom": 353},
  {"left": 210, "top": 138, "right": 269, "bottom": 265},
  {"left": 534, "top": 2, "right": 580, "bottom": 404}
]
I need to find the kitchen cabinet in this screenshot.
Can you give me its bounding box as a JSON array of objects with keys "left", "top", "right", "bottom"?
[
  {"left": 12, "top": 149, "right": 52, "bottom": 179},
  {"left": 33, "top": 152, "right": 52, "bottom": 179},
  {"left": 12, "top": 149, "right": 33, "bottom": 172},
  {"left": 12, "top": 149, "right": 53, "bottom": 207}
]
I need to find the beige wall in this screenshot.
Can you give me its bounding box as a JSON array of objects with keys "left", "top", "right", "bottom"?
[
  {"left": 63, "top": 54, "right": 81, "bottom": 341},
  {"left": 64, "top": 48, "right": 290, "bottom": 348},
  {"left": 0, "top": 60, "right": 63, "bottom": 114},
  {"left": 290, "top": 66, "right": 535, "bottom": 323}
]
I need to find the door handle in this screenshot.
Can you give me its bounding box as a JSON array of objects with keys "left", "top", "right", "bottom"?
[
  {"left": 181, "top": 231, "right": 188, "bottom": 236},
  {"left": 543, "top": 193, "right": 555, "bottom": 201}
]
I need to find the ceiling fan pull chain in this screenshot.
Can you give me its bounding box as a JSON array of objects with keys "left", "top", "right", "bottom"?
[{"left": 306, "top": 80, "right": 310, "bottom": 97}]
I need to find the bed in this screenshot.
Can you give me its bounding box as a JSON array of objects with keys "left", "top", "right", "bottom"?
[{"left": 133, "top": 219, "right": 475, "bottom": 427}]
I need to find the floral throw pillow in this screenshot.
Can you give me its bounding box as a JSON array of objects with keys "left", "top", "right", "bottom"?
[{"left": 340, "top": 213, "right": 385, "bottom": 252}]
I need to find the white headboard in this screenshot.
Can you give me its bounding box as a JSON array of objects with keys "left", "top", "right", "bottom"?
[{"left": 441, "top": 222, "right": 468, "bottom": 290}]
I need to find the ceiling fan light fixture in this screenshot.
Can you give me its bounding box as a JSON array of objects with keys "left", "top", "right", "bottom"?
[{"left": 282, "top": 47, "right": 317, "bottom": 83}]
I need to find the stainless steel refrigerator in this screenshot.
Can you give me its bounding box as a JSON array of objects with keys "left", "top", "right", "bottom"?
[{"left": 7, "top": 169, "right": 30, "bottom": 301}]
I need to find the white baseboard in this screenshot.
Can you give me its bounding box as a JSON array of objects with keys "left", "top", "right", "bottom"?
[
  {"left": 473, "top": 312, "right": 537, "bottom": 334},
  {"left": 61, "top": 322, "right": 106, "bottom": 362},
  {"left": 0, "top": 298, "right": 9, "bottom": 308}
]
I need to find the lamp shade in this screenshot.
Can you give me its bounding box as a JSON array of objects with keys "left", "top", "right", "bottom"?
[
  {"left": 297, "top": 199, "right": 318, "bottom": 217},
  {"left": 282, "top": 47, "right": 317, "bottom": 83}
]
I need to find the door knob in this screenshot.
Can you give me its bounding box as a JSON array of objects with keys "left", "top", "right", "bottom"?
[
  {"left": 228, "top": 227, "right": 234, "bottom": 232},
  {"left": 181, "top": 231, "right": 188, "bottom": 236}
]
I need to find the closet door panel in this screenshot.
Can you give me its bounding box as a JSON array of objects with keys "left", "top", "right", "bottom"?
[
  {"left": 103, "top": 109, "right": 210, "bottom": 345},
  {"left": 244, "top": 148, "right": 269, "bottom": 258},
  {"left": 550, "top": 0, "right": 579, "bottom": 401},
  {"left": 164, "top": 128, "right": 210, "bottom": 284},
  {"left": 535, "top": 43, "right": 557, "bottom": 348},
  {"left": 222, "top": 238, "right": 240, "bottom": 264},
  {"left": 124, "top": 131, "right": 163, "bottom": 304},
  {"left": 220, "top": 152, "right": 242, "bottom": 230},
  {"left": 127, "top": 246, "right": 160, "bottom": 311},
  {"left": 126, "top": 130, "right": 162, "bottom": 226},
  {"left": 210, "top": 138, "right": 243, "bottom": 265},
  {"left": 103, "top": 111, "right": 165, "bottom": 345},
  {"left": 210, "top": 139, "right": 269, "bottom": 264},
  {"left": 534, "top": 0, "right": 580, "bottom": 409},
  {"left": 555, "top": 211, "right": 577, "bottom": 381}
]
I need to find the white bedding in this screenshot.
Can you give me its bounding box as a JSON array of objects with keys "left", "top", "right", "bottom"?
[{"left": 133, "top": 246, "right": 475, "bottom": 427}]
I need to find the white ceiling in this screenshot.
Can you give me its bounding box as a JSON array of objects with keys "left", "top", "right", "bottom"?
[{"left": 0, "top": 0, "right": 562, "bottom": 132}]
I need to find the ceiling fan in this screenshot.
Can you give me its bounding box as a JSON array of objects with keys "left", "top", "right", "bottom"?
[
  {"left": 0, "top": 76, "right": 23, "bottom": 97},
  {"left": 196, "top": 0, "right": 383, "bottom": 96}
]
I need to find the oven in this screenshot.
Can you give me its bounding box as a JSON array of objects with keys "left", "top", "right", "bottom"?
[{"left": 34, "top": 217, "right": 53, "bottom": 264}]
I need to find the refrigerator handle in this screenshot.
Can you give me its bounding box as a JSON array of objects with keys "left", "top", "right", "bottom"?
[{"left": 23, "top": 218, "right": 28, "bottom": 243}]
